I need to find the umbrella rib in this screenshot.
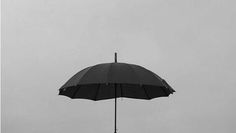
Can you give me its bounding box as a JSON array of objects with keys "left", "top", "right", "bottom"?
[
  {"left": 162, "top": 79, "right": 175, "bottom": 93},
  {"left": 142, "top": 85, "right": 151, "bottom": 99},
  {"left": 127, "top": 64, "right": 141, "bottom": 84},
  {"left": 72, "top": 85, "right": 81, "bottom": 98},
  {"left": 77, "top": 66, "right": 93, "bottom": 84},
  {"left": 94, "top": 84, "right": 101, "bottom": 100}
]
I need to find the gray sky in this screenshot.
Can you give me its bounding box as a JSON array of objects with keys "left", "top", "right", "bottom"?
[{"left": 2, "top": 0, "right": 236, "bottom": 133}]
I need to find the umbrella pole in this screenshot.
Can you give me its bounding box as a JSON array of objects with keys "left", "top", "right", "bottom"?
[
  {"left": 114, "top": 53, "right": 117, "bottom": 133},
  {"left": 114, "top": 83, "right": 117, "bottom": 133}
]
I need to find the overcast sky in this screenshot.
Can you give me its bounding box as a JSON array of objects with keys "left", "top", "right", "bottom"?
[{"left": 2, "top": 0, "right": 236, "bottom": 133}]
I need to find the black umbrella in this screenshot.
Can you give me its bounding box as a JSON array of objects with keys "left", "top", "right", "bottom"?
[{"left": 59, "top": 53, "right": 175, "bottom": 133}]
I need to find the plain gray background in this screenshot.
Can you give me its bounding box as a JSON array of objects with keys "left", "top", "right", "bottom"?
[{"left": 2, "top": 0, "right": 236, "bottom": 133}]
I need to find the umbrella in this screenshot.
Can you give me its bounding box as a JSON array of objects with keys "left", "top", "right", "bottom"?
[{"left": 59, "top": 53, "right": 175, "bottom": 133}]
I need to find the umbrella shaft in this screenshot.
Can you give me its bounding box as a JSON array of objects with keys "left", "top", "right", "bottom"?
[{"left": 114, "top": 84, "right": 117, "bottom": 133}]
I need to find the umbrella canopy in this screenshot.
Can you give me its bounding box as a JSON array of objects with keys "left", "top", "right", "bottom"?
[
  {"left": 59, "top": 62, "right": 174, "bottom": 100},
  {"left": 59, "top": 53, "right": 175, "bottom": 133}
]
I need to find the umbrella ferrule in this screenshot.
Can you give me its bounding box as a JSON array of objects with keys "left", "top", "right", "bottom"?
[{"left": 115, "top": 52, "right": 117, "bottom": 63}]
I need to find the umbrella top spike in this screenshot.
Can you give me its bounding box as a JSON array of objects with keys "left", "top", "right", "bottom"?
[{"left": 115, "top": 52, "right": 117, "bottom": 63}]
